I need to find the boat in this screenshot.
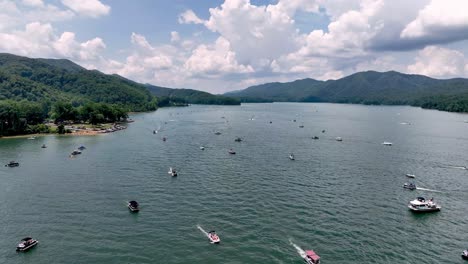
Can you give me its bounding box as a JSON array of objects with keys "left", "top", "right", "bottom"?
[
  {"left": 304, "top": 250, "right": 321, "bottom": 264},
  {"left": 153, "top": 130, "right": 156, "bottom": 134},
  {"left": 168, "top": 167, "right": 178, "bottom": 177},
  {"left": 162, "top": 137, "right": 167, "bottom": 142},
  {"left": 403, "top": 182, "right": 416, "bottom": 190},
  {"left": 208, "top": 231, "right": 220, "bottom": 244},
  {"left": 462, "top": 249, "right": 468, "bottom": 260},
  {"left": 322, "top": 130, "right": 326, "bottom": 133},
  {"left": 336, "top": 137, "right": 343, "bottom": 141},
  {"left": 5, "top": 161, "right": 19, "bottom": 167},
  {"left": 228, "top": 149, "right": 236, "bottom": 155},
  {"left": 16, "top": 237, "right": 38, "bottom": 252},
  {"left": 27, "top": 136, "right": 36, "bottom": 140},
  {"left": 41, "top": 144, "right": 47, "bottom": 148},
  {"left": 408, "top": 197, "right": 441, "bottom": 213},
  {"left": 200, "top": 146, "right": 205, "bottom": 150},
  {"left": 78, "top": 146, "right": 86, "bottom": 150},
  {"left": 70, "top": 149, "right": 82, "bottom": 155},
  {"left": 214, "top": 131, "right": 222, "bottom": 135},
  {"left": 312, "top": 136, "right": 319, "bottom": 140},
  {"left": 289, "top": 153, "right": 295, "bottom": 160},
  {"left": 382, "top": 142, "right": 393, "bottom": 146},
  {"left": 299, "top": 125, "right": 304, "bottom": 128},
  {"left": 128, "top": 200, "right": 139, "bottom": 212},
  {"left": 234, "top": 137, "right": 242, "bottom": 142},
  {"left": 406, "top": 174, "right": 416, "bottom": 178}
]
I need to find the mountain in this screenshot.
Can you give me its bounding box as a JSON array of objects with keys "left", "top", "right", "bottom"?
[
  {"left": 226, "top": 71, "right": 468, "bottom": 112},
  {"left": 0, "top": 53, "right": 158, "bottom": 112},
  {"left": 146, "top": 84, "right": 240, "bottom": 105}
]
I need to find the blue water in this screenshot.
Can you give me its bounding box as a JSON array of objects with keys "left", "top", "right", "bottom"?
[{"left": 1, "top": 103, "right": 468, "bottom": 263}]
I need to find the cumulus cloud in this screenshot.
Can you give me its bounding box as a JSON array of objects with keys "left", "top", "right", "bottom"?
[
  {"left": 401, "top": 0, "right": 468, "bottom": 44},
  {"left": 178, "top": 10, "right": 204, "bottom": 24},
  {"left": 184, "top": 37, "right": 254, "bottom": 77},
  {"left": 61, "top": 0, "right": 110, "bottom": 18},
  {"left": 407, "top": 46, "right": 467, "bottom": 77}
]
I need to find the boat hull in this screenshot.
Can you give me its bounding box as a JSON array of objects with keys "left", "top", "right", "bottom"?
[
  {"left": 408, "top": 205, "right": 440, "bottom": 213},
  {"left": 16, "top": 241, "right": 38, "bottom": 252},
  {"left": 462, "top": 254, "right": 468, "bottom": 260}
]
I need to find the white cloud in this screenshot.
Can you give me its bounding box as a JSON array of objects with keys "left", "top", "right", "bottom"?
[
  {"left": 22, "top": 0, "right": 44, "bottom": 7},
  {"left": 401, "top": 0, "right": 468, "bottom": 40},
  {"left": 178, "top": 10, "right": 204, "bottom": 24},
  {"left": 407, "top": 46, "right": 467, "bottom": 77},
  {"left": 61, "top": 0, "right": 110, "bottom": 18},
  {"left": 170, "top": 31, "right": 180, "bottom": 43},
  {"left": 184, "top": 37, "right": 254, "bottom": 77}
]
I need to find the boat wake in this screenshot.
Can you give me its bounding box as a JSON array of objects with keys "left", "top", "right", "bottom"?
[
  {"left": 416, "top": 187, "right": 442, "bottom": 193},
  {"left": 197, "top": 225, "right": 209, "bottom": 237},
  {"left": 449, "top": 166, "right": 467, "bottom": 170},
  {"left": 290, "top": 239, "right": 306, "bottom": 258}
]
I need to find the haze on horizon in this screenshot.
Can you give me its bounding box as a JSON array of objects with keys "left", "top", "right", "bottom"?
[{"left": 1, "top": 0, "right": 468, "bottom": 93}]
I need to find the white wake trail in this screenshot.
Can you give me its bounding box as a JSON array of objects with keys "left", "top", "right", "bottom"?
[{"left": 290, "top": 240, "right": 306, "bottom": 258}]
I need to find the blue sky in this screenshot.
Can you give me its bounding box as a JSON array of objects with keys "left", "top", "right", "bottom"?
[{"left": 1, "top": 0, "right": 468, "bottom": 93}]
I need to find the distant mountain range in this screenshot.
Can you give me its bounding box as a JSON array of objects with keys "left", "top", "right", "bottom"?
[
  {"left": 146, "top": 84, "right": 240, "bottom": 106},
  {"left": 225, "top": 71, "right": 468, "bottom": 112}
]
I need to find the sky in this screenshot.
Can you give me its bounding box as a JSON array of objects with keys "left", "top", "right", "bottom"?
[{"left": 1, "top": 0, "right": 468, "bottom": 94}]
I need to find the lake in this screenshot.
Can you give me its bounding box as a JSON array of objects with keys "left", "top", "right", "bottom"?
[{"left": 1, "top": 103, "right": 468, "bottom": 264}]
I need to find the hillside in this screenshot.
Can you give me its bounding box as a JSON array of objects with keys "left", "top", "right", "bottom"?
[
  {"left": 147, "top": 84, "right": 240, "bottom": 105},
  {"left": 0, "top": 53, "right": 158, "bottom": 112},
  {"left": 226, "top": 71, "right": 468, "bottom": 112}
]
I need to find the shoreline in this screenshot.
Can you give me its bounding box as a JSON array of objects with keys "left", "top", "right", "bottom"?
[{"left": 0, "top": 122, "right": 130, "bottom": 139}]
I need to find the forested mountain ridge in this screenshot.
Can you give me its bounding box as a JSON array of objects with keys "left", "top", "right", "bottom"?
[
  {"left": 226, "top": 71, "right": 468, "bottom": 112},
  {"left": 146, "top": 84, "right": 240, "bottom": 106}
]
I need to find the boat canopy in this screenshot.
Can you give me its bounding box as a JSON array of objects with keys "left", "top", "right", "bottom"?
[
  {"left": 306, "top": 250, "right": 320, "bottom": 261},
  {"left": 417, "top": 197, "right": 425, "bottom": 202},
  {"left": 129, "top": 201, "right": 138, "bottom": 206}
]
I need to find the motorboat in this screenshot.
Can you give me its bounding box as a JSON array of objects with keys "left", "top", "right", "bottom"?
[
  {"left": 462, "top": 249, "right": 468, "bottom": 260},
  {"left": 27, "top": 136, "right": 36, "bottom": 140},
  {"left": 162, "top": 137, "right": 167, "bottom": 141},
  {"left": 403, "top": 182, "right": 416, "bottom": 190},
  {"left": 406, "top": 174, "right": 416, "bottom": 178},
  {"left": 200, "top": 146, "right": 205, "bottom": 150},
  {"left": 214, "top": 131, "right": 222, "bottom": 135},
  {"left": 5, "top": 161, "right": 19, "bottom": 167},
  {"left": 234, "top": 137, "right": 242, "bottom": 142},
  {"left": 382, "top": 142, "right": 393, "bottom": 146},
  {"left": 128, "top": 200, "right": 139, "bottom": 212},
  {"left": 153, "top": 130, "right": 156, "bottom": 134},
  {"left": 289, "top": 154, "right": 295, "bottom": 160},
  {"left": 168, "top": 167, "right": 178, "bottom": 177},
  {"left": 336, "top": 137, "right": 343, "bottom": 141},
  {"left": 322, "top": 130, "right": 326, "bottom": 133},
  {"left": 312, "top": 136, "right": 319, "bottom": 140},
  {"left": 208, "top": 231, "right": 220, "bottom": 244},
  {"left": 16, "top": 237, "right": 38, "bottom": 252},
  {"left": 71, "top": 149, "right": 82, "bottom": 155},
  {"left": 299, "top": 125, "right": 304, "bottom": 128},
  {"left": 228, "top": 149, "right": 236, "bottom": 155},
  {"left": 293, "top": 119, "right": 296, "bottom": 122},
  {"left": 78, "top": 146, "right": 86, "bottom": 150},
  {"left": 41, "top": 144, "right": 47, "bottom": 148},
  {"left": 408, "top": 197, "right": 441, "bottom": 213},
  {"left": 304, "top": 250, "right": 321, "bottom": 264}
]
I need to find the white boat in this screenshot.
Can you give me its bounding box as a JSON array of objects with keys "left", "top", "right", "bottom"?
[
  {"left": 289, "top": 154, "right": 295, "bottom": 160},
  {"left": 408, "top": 197, "right": 441, "bottom": 213},
  {"left": 16, "top": 237, "right": 38, "bottom": 252},
  {"left": 336, "top": 137, "right": 343, "bottom": 141},
  {"left": 168, "top": 167, "right": 177, "bottom": 177},
  {"left": 304, "top": 250, "right": 321, "bottom": 264},
  {"left": 200, "top": 146, "right": 205, "bottom": 150},
  {"left": 207, "top": 231, "right": 220, "bottom": 244},
  {"left": 462, "top": 249, "right": 468, "bottom": 260},
  {"left": 382, "top": 142, "right": 393, "bottom": 146},
  {"left": 406, "top": 174, "right": 416, "bottom": 178},
  {"left": 27, "top": 136, "right": 36, "bottom": 140}
]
